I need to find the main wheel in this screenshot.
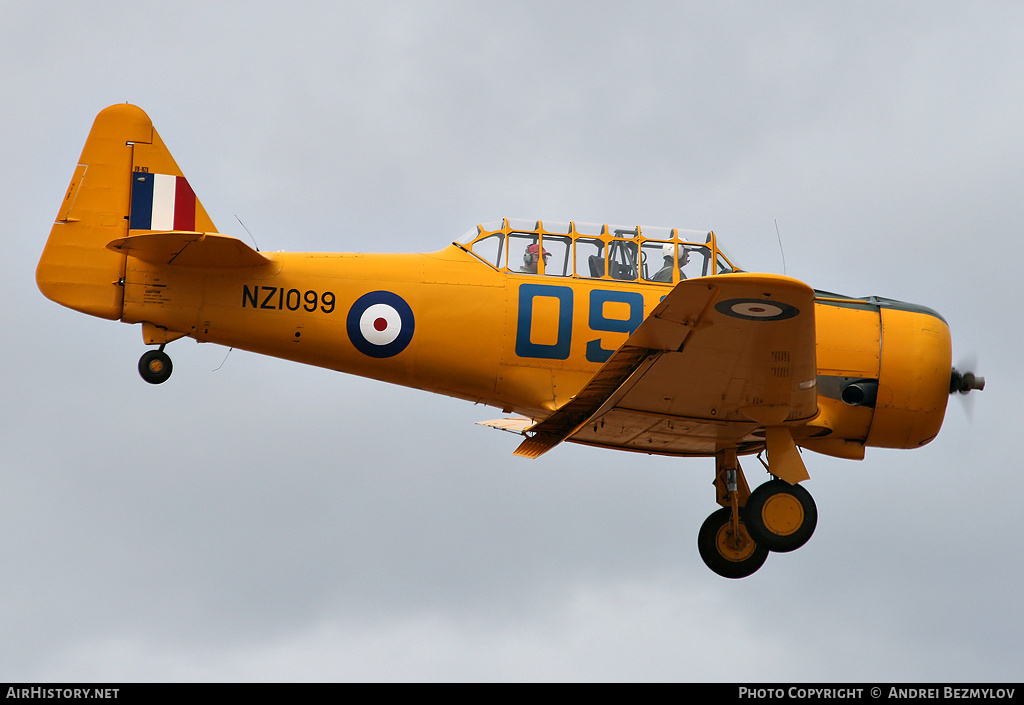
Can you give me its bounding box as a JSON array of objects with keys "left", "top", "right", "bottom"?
[
  {"left": 138, "top": 349, "right": 173, "bottom": 384},
  {"left": 697, "top": 507, "right": 769, "bottom": 579},
  {"left": 744, "top": 479, "right": 817, "bottom": 553}
]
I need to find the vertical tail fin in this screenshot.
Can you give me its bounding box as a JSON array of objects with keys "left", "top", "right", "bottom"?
[{"left": 37, "top": 104, "right": 217, "bottom": 319}]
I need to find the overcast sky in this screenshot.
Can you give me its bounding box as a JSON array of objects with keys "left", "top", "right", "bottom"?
[{"left": 2, "top": 1, "right": 1021, "bottom": 682}]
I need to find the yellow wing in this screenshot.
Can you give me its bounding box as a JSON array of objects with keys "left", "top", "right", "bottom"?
[{"left": 513, "top": 273, "right": 817, "bottom": 474}]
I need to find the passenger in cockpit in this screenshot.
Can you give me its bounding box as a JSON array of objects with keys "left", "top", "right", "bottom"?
[
  {"left": 652, "top": 244, "right": 689, "bottom": 282},
  {"left": 519, "top": 243, "right": 550, "bottom": 274}
]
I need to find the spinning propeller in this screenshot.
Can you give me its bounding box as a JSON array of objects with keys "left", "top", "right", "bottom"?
[
  {"left": 950, "top": 359, "right": 985, "bottom": 395},
  {"left": 950, "top": 358, "right": 985, "bottom": 421}
]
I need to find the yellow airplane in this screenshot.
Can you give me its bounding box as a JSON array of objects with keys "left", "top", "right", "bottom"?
[{"left": 37, "top": 104, "right": 984, "bottom": 578}]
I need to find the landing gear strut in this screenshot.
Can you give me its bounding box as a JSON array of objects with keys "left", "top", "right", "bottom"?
[
  {"left": 138, "top": 346, "right": 173, "bottom": 384},
  {"left": 697, "top": 451, "right": 768, "bottom": 579}
]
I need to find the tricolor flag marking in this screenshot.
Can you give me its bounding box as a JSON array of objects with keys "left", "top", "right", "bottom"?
[{"left": 130, "top": 173, "right": 197, "bottom": 231}]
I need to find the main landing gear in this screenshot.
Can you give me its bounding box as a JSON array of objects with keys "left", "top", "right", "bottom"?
[
  {"left": 697, "top": 451, "right": 817, "bottom": 578},
  {"left": 697, "top": 507, "right": 768, "bottom": 579},
  {"left": 138, "top": 345, "right": 173, "bottom": 384},
  {"left": 745, "top": 479, "right": 817, "bottom": 553}
]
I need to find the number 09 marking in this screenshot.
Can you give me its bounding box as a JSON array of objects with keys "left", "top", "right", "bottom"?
[{"left": 515, "top": 284, "right": 645, "bottom": 362}]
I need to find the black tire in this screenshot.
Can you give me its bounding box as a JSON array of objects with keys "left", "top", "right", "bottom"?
[
  {"left": 744, "top": 479, "right": 817, "bottom": 553},
  {"left": 697, "top": 507, "right": 769, "bottom": 579},
  {"left": 138, "top": 350, "right": 173, "bottom": 384}
]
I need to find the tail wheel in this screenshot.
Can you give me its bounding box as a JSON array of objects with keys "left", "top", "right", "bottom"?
[
  {"left": 697, "top": 507, "right": 768, "bottom": 579},
  {"left": 744, "top": 479, "right": 817, "bottom": 553},
  {"left": 138, "top": 349, "right": 173, "bottom": 385}
]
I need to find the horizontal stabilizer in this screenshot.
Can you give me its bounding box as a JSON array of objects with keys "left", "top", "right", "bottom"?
[{"left": 107, "top": 231, "right": 270, "bottom": 268}]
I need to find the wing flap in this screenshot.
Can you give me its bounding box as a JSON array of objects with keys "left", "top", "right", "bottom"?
[
  {"left": 514, "top": 273, "right": 818, "bottom": 458},
  {"left": 107, "top": 231, "right": 270, "bottom": 268},
  {"left": 513, "top": 345, "right": 655, "bottom": 458},
  {"left": 477, "top": 417, "right": 534, "bottom": 434}
]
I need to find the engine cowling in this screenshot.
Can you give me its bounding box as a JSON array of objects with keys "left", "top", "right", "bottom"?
[{"left": 866, "top": 304, "right": 952, "bottom": 448}]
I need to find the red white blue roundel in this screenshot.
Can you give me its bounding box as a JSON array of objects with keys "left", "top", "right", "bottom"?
[
  {"left": 715, "top": 298, "right": 799, "bottom": 321},
  {"left": 346, "top": 291, "right": 415, "bottom": 358}
]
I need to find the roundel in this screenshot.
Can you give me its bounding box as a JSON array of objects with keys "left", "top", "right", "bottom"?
[
  {"left": 346, "top": 291, "right": 415, "bottom": 358},
  {"left": 715, "top": 298, "right": 799, "bottom": 321}
]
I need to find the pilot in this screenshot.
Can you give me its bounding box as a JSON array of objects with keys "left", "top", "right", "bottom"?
[
  {"left": 520, "top": 243, "right": 550, "bottom": 274},
  {"left": 652, "top": 244, "right": 689, "bottom": 282}
]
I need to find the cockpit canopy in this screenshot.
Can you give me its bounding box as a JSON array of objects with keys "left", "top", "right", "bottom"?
[{"left": 457, "top": 219, "right": 740, "bottom": 283}]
